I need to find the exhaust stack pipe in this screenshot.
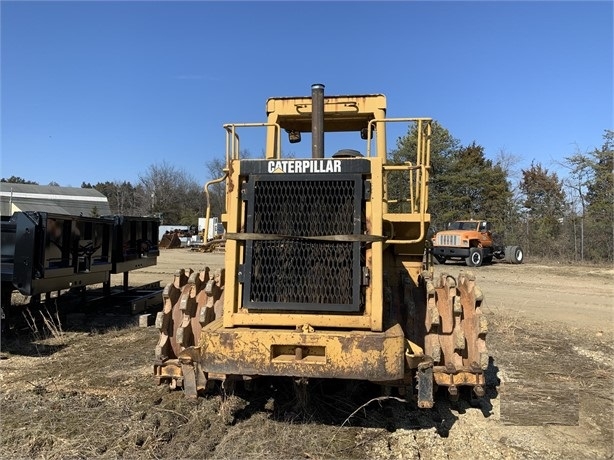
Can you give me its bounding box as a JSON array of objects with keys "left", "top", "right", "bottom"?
[{"left": 311, "top": 83, "right": 325, "bottom": 159}]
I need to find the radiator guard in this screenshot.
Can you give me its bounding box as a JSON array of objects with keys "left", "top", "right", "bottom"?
[{"left": 241, "top": 173, "right": 365, "bottom": 312}]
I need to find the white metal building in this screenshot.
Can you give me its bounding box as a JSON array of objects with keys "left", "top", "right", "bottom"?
[{"left": 0, "top": 183, "right": 112, "bottom": 218}]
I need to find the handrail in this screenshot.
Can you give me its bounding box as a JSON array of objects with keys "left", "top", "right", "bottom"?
[
  {"left": 369, "top": 119, "right": 431, "bottom": 245},
  {"left": 223, "top": 126, "right": 240, "bottom": 165},
  {"left": 384, "top": 164, "right": 430, "bottom": 245},
  {"left": 223, "top": 122, "right": 282, "bottom": 162},
  {"left": 383, "top": 162, "right": 417, "bottom": 213},
  {"left": 294, "top": 100, "right": 359, "bottom": 113},
  {"left": 366, "top": 117, "right": 432, "bottom": 158},
  {"left": 203, "top": 173, "right": 228, "bottom": 242}
]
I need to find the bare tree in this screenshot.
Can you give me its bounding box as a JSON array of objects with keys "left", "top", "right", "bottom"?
[
  {"left": 559, "top": 147, "right": 593, "bottom": 261},
  {"left": 138, "top": 161, "right": 203, "bottom": 225},
  {"left": 520, "top": 162, "right": 566, "bottom": 258}
]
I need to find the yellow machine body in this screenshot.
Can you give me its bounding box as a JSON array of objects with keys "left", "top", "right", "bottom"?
[{"left": 154, "top": 85, "right": 487, "bottom": 404}]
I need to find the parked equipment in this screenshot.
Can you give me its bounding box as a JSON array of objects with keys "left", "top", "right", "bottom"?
[
  {"left": 154, "top": 85, "right": 488, "bottom": 406},
  {"left": 1, "top": 211, "right": 160, "bottom": 325},
  {"left": 432, "top": 220, "right": 524, "bottom": 267}
]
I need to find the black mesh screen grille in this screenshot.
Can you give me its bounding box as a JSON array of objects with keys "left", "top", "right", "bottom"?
[
  {"left": 243, "top": 175, "right": 363, "bottom": 312},
  {"left": 253, "top": 180, "right": 356, "bottom": 236},
  {"left": 250, "top": 240, "right": 354, "bottom": 304}
]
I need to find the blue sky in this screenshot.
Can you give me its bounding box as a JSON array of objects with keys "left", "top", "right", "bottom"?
[{"left": 1, "top": 1, "right": 612, "bottom": 187}]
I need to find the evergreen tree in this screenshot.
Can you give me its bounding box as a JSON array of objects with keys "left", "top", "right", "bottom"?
[
  {"left": 389, "top": 121, "right": 513, "bottom": 234},
  {"left": 585, "top": 130, "right": 614, "bottom": 262},
  {"left": 1, "top": 176, "right": 38, "bottom": 184},
  {"left": 389, "top": 120, "right": 461, "bottom": 230}
]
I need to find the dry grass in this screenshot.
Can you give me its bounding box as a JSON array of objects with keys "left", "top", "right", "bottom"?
[
  {"left": 485, "top": 302, "right": 524, "bottom": 344},
  {"left": 20, "top": 304, "right": 65, "bottom": 343},
  {"left": 40, "top": 305, "right": 64, "bottom": 339}
]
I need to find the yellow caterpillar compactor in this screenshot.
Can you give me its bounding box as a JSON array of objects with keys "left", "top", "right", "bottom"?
[{"left": 153, "top": 84, "right": 487, "bottom": 407}]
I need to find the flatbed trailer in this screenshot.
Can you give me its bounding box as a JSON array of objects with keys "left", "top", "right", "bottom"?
[{"left": 1, "top": 211, "right": 161, "bottom": 330}]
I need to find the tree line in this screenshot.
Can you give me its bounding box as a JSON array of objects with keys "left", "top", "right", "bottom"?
[{"left": 3, "top": 125, "right": 612, "bottom": 264}]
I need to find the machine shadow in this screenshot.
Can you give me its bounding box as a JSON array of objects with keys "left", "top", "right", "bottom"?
[
  {"left": 225, "top": 359, "right": 499, "bottom": 434},
  {"left": 0, "top": 291, "right": 152, "bottom": 357}
]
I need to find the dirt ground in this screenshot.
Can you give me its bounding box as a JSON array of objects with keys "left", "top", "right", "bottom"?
[{"left": 1, "top": 249, "right": 613, "bottom": 460}]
